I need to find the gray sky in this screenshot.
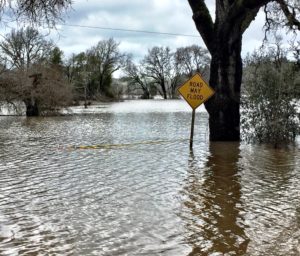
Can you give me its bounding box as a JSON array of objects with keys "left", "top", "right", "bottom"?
[
  {"left": 0, "top": 0, "right": 296, "bottom": 62},
  {"left": 50, "top": 0, "right": 268, "bottom": 59}
]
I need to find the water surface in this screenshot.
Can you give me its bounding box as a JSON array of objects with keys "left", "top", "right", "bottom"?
[{"left": 0, "top": 100, "right": 299, "bottom": 255}]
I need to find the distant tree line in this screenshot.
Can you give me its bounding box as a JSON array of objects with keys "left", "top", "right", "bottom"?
[
  {"left": 0, "top": 27, "right": 211, "bottom": 115},
  {"left": 124, "top": 45, "right": 210, "bottom": 99},
  {"left": 0, "top": 27, "right": 299, "bottom": 126},
  {"left": 0, "top": 0, "right": 300, "bottom": 144},
  {"left": 66, "top": 41, "right": 211, "bottom": 101}
]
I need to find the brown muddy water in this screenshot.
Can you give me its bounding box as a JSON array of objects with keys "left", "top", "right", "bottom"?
[{"left": 0, "top": 100, "right": 299, "bottom": 256}]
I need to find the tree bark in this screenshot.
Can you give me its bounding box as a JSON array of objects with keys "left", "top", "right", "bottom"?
[
  {"left": 26, "top": 73, "right": 41, "bottom": 116},
  {"left": 187, "top": 0, "right": 262, "bottom": 141},
  {"left": 25, "top": 99, "right": 39, "bottom": 116},
  {"left": 161, "top": 79, "right": 167, "bottom": 99},
  {"left": 205, "top": 30, "right": 242, "bottom": 141},
  {"left": 141, "top": 90, "right": 150, "bottom": 99}
]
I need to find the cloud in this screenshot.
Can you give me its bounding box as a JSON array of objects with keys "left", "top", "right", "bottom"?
[
  {"left": 54, "top": 0, "right": 278, "bottom": 60},
  {"left": 2, "top": 0, "right": 297, "bottom": 64},
  {"left": 51, "top": 0, "right": 203, "bottom": 58}
]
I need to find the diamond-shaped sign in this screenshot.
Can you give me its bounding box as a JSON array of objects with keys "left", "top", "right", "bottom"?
[{"left": 178, "top": 73, "right": 215, "bottom": 109}]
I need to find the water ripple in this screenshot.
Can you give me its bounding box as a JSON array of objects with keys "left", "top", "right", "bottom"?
[{"left": 1, "top": 101, "right": 299, "bottom": 255}]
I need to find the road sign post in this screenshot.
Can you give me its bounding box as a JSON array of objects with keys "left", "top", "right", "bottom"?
[
  {"left": 178, "top": 73, "right": 215, "bottom": 150},
  {"left": 190, "top": 109, "right": 196, "bottom": 150}
]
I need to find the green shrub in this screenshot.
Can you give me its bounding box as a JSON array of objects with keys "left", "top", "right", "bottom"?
[{"left": 241, "top": 43, "right": 300, "bottom": 146}]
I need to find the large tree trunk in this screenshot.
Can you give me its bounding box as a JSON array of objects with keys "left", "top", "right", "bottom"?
[
  {"left": 205, "top": 32, "right": 242, "bottom": 141},
  {"left": 141, "top": 90, "right": 150, "bottom": 99},
  {"left": 25, "top": 99, "right": 39, "bottom": 116},
  {"left": 187, "top": 0, "right": 262, "bottom": 141},
  {"left": 161, "top": 79, "right": 167, "bottom": 99},
  {"left": 26, "top": 73, "right": 41, "bottom": 116}
]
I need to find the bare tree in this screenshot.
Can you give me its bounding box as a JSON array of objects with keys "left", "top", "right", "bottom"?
[
  {"left": 0, "top": 27, "right": 52, "bottom": 115},
  {"left": 168, "top": 55, "right": 182, "bottom": 99},
  {"left": 175, "top": 45, "right": 210, "bottom": 78},
  {"left": 143, "top": 46, "right": 173, "bottom": 99},
  {"left": 26, "top": 64, "right": 73, "bottom": 115},
  {"left": 0, "top": 27, "right": 53, "bottom": 69},
  {"left": 0, "top": 0, "right": 71, "bottom": 27},
  {"left": 124, "top": 57, "right": 151, "bottom": 99},
  {"left": 0, "top": 0, "right": 72, "bottom": 115}
]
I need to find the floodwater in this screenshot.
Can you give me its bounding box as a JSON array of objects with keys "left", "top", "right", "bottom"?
[{"left": 0, "top": 100, "right": 299, "bottom": 256}]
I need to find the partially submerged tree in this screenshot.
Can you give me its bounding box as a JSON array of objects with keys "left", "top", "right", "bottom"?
[
  {"left": 0, "top": 66, "right": 72, "bottom": 116},
  {"left": 241, "top": 39, "right": 300, "bottom": 146},
  {"left": 0, "top": 0, "right": 72, "bottom": 115},
  {"left": 26, "top": 65, "right": 73, "bottom": 115},
  {"left": 187, "top": 0, "right": 300, "bottom": 141},
  {"left": 0, "top": 70, "right": 19, "bottom": 111},
  {"left": 124, "top": 58, "right": 152, "bottom": 99},
  {"left": 0, "top": 28, "right": 72, "bottom": 116}
]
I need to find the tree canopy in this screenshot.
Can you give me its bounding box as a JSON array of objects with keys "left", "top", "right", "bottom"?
[
  {"left": 0, "top": 0, "right": 72, "bottom": 27},
  {"left": 188, "top": 0, "right": 299, "bottom": 54},
  {"left": 0, "top": 27, "right": 53, "bottom": 69}
]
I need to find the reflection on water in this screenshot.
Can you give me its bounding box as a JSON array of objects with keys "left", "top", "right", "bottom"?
[
  {"left": 182, "top": 143, "right": 249, "bottom": 255},
  {"left": 181, "top": 142, "right": 300, "bottom": 256},
  {"left": 240, "top": 145, "right": 300, "bottom": 256},
  {"left": 0, "top": 100, "right": 300, "bottom": 255}
]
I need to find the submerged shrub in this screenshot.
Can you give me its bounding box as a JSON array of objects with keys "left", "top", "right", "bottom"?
[{"left": 241, "top": 41, "right": 300, "bottom": 146}]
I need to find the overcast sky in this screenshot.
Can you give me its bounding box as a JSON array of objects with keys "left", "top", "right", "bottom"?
[
  {"left": 1, "top": 0, "right": 297, "bottom": 61},
  {"left": 51, "top": 0, "right": 269, "bottom": 60}
]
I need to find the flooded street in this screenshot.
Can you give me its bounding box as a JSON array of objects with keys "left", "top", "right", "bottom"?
[{"left": 0, "top": 100, "right": 299, "bottom": 255}]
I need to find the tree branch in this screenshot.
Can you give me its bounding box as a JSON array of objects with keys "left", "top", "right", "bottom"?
[
  {"left": 277, "top": 0, "right": 300, "bottom": 30},
  {"left": 228, "top": 0, "right": 270, "bottom": 33},
  {"left": 187, "top": 0, "right": 214, "bottom": 52}
]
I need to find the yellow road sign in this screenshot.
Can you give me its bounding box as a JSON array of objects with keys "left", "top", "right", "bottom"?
[{"left": 178, "top": 73, "right": 215, "bottom": 109}]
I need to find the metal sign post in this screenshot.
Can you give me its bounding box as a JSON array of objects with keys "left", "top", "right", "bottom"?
[
  {"left": 190, "top": 109, "right": 196, "bottom": 150},
  {"left": 178, "top": 73, "right": 215, "bottom": 150}
]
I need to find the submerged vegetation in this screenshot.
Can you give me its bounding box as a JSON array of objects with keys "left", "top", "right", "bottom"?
[
  {"left": 0, "top": 28, "right": 299, "bottom": 146},
  {"left": 0, "top": 0, "right": 299, "bottom": 144},
  {"left": 241, "top": 38, "right": 300, "bottom": 146},
  {"left": 0, "top": 32, "right": 299, "bottom": 145},
  {"left": 0, "top": 28, "right": 211, "bottom": 115}
]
